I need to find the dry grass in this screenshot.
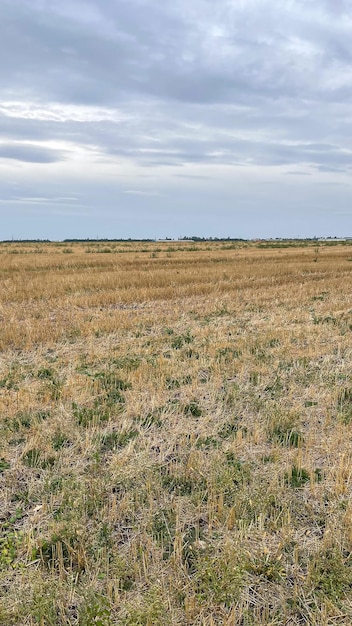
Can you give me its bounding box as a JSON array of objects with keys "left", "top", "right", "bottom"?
[{"left": 0, "top": 240, "right": 352, "bottom": 625}]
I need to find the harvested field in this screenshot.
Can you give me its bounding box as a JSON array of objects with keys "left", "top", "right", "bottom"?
[{"left": 1, "top": 240, "right": 352, "bottom": 625}]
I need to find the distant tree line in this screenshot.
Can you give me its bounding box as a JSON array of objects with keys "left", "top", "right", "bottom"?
[
  {"left": 63, "top": 238, "right": 155, "bottom": 243},
  {"left": 179, "top": 236, "right": 246, "bottom": 241},
  {"left": 0, "top": 239, "right": 51, "bottom": 243}
]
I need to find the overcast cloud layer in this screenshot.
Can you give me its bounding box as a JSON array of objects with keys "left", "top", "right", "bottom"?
[{"left": 1, "top": 0, "right": 352, "bottom": 239}]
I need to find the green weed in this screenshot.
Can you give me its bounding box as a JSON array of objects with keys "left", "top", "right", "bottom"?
[
  {"left": 100, "top": 429, "right": 138, "bottom": 451},
  {"left": 194, "top": 548, "right": 244, "bottom": 606},
  {"left": 284, "top": 465, "right": 322, "bottom": 488},
  {"left": 0, "top": 458, "right": 10, "bottom": 473},
  {"left": 22, "top": 448, "right": 55, "bottom": 469},
  {"left": 308, "top": 547, "right": 352, "bottom": 600},
  {"left": 183, "top": 400, "right": 202, "bottom": 417},
  {"left": 72, "top": 403, "right": 110, "bottom": 427},
  {"left": 337, "top": 387, "right": 352, "bottom": 423}
]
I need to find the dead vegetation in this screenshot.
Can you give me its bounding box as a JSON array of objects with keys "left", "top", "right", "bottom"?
[{"left": 0, "top": 240, "right": 352, "bottom": 624}]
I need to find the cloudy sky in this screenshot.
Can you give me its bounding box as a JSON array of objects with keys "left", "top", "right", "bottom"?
[{"left": 1, "top": 0, "right": 352, "bottom": 239}]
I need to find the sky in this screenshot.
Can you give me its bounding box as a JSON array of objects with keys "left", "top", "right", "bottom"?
[{"left": 1, "top": 0, "right": 352, "bottom": 240}]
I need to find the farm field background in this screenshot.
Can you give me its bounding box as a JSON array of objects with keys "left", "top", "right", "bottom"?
[{"left": 0, "top": 240, "right": 352, "bottom": 625}]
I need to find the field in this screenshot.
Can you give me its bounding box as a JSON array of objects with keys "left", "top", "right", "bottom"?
[{"left": 1, "top": 240, "right": 352, "bottom": 625}]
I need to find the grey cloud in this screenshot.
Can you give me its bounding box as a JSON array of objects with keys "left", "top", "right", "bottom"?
[
  {"left": 0, "top": 142, "right": 65, "bottom": 163},
  {"left": 1, "top": 103, "right": 351, "bottom": 172},
  {"left": 1, "top": 0, "right": 352, "bottom": 107},
  {"left": 316, "top": 164, "right": 350, "bottom": 173},
  {"left": 284, "top": 171, "right": 312, "bottom": 176}
]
